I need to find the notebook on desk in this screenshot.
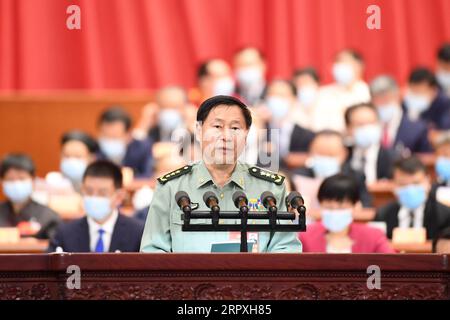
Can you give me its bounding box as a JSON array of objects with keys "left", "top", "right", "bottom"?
[{"left": 211, "top": 241, "right": 255, "bottom": 253}]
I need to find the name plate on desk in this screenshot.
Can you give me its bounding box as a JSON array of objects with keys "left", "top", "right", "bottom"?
[
  {"left": 0, "top": 227, "right": 20, "bottom": 243},
  {"left": 392, "top": 227, "right": 426, "bottom": 244}
]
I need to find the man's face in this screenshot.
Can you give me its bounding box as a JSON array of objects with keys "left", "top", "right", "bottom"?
[
  {"left": 372, "top": 90, "right": 401, "bottom": 108},
  {"left": 2, "top": 168, "right": 32, "bottom": 182},
  {"left": 293, "top": 74, "right": 318, "bottom": 91},
  {"left": 407, "top": 82, "right": 437, "bottom": 102},
  {"left": 310, "top": 135, "right": 347, "bottom": 165},
  {"left": 348, "top": 107, "right": 379, "bottom": 135},
  {"left": 393, "top": 169, "right": 429, "bottom": 189},
  {"left": 81, "top": 176, "right": 123, "bottom": 209},
  {"left": 334, "top": 51, "right": 362, "bottom": 82},
  {"left": 200, "top": 60, "right": 234, "bottom": 97},
  {"left": 198, "top": 105, "right": 248, "bottom": 166},
  {"left": 61, "top": 140, "right": 93, "bottom": 163},
  {"left": 234, "top": 48, "right": 265, "bottom": 73},
  {"left": 99, "top": 121, "right": 128, "bottom": 141}
]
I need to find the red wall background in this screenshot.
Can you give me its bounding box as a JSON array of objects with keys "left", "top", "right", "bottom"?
[{"left": 1, "top": 0, "right": 450, "bottom": 91}]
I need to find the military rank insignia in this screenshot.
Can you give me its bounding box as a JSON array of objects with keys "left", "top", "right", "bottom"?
[
  {"left": 248, "top": 198, "right": 263, "bottom": 211},
  {"left": 157, "top": 165, "right": 192, "bottom": 184},
  {"left": 248, "top": 167, "right": 285, "bottom": 185}
]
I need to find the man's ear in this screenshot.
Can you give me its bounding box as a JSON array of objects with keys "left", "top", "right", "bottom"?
[{"left": 194, "top": 122, "right": 202, "bottom": 145}]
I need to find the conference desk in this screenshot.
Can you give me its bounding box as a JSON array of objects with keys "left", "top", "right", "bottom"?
[{"left": 0, "top": 253, "right": 448, "bottom": 300}]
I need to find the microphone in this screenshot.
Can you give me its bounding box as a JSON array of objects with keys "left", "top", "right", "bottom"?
[
  {"left": 232, "top": 191, "right": 249, "bottom": 214},
  {"left": 285, "top": 191, "right": 304, "bottom": 210},
  {"left": 203, "top": 191, "right": 220, "bottom": 226},
  {"left": 175, "top": 191, "right": 192, "bottom": 214},
  {"left": 261, "top": 191, "right": 277, "bottom": 212}
]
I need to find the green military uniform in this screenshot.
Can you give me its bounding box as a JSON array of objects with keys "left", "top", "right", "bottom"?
[{"left": 140, "top": 161, "right": 302, "bottom": 253}]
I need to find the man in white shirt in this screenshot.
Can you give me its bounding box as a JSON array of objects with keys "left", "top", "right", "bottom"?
[
  {"left": 48, "top": 160, "right": 144, "bottom": 252},
  {"left": 312, "top": 49, "right": 370, "bottom": 132}
]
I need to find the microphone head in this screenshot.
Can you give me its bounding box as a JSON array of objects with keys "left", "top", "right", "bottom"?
[
  {"left": 202, "top": 191, "right": 218, "bottom": 207},
  {"left": 286, "top": 191, "right": 304, "bottom": 208},
  {"left": 260, "top": 191, "right": 276, "bottom": 208},
  {"left": 232, "top": 191, "right": 248, "bottom": 208},
  {"left": 175, "top": 191, "right": 190, "bottom": 206}
]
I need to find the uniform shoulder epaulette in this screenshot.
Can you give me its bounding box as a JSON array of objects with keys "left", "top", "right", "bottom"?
[
  {"left": 248, "top": 166, "right": 285, "bottom": 186},
  {"left": 157, "top": 165, "right": 192, "bottom": 184}
]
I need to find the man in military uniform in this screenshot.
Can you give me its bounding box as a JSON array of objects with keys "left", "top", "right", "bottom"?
[{"left": 140, "top": 95, "right": 302, "bottom": 252}]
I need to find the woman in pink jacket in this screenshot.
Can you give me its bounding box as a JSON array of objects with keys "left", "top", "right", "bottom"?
[{"left": 299, "top": 174, "right": 395, "bottom": 253}]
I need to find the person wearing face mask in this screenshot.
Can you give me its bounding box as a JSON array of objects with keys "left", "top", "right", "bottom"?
[
  {"left": 97, "top": 106, "right": 153, "bottom": 178},
  {"left": 434, "top": 132, "right": 450, "bottom": 186},
  {"left": 370, "top": 75, "right": 432, "bottom": 153},
  {"left": 0, "top": 154, "right": 60, "bottom": 239},
  {"left": 312, "top": 49, "right": 370, "bottom": 132},
  {"left": 375, "top": 156, "right": 450, "bottom": 239},
  {"left": 299, "top": 174, "right": 394, "bottom": 253},
  {"left": 260, "top": 79, "right": 315, "bottom": 170},
  {"left": 293, "top": 130, "right": 372, "bottom": 207},
  {"left": 233, "top": 47, "right": 267, "bottom": 106},
  {"left": 403, "top": 67, "right": 450, "bottom": 132},
  {"left": 48, "top": 160, "right": 144, "bottom": 252},
  {"left": 60, "top": 131, "right": 98, "bottom": 191},
  {"left": 345, "top": 103, "right": 396, "bottom": 185},
  {"left": 189, "top": 59, "right": 237, "bottom": 106},
  {"left": 436, "top": 43, "right": 450, "bottom": 97},
  {"left": 291, "top": 67, "right": 320, "bottom": 130}
]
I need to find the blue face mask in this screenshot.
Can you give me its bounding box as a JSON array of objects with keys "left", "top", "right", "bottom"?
[
  {"left": 332, "top": 63, "right": 355, "bottom": 86},
  {"left": 321, "top": 208, "right": 353, "bottom": 232},
  {"left": 297, "top": 86, "right": 317, "bottom": 106},
  {"left": 266, "top": 96, "right": 290, "bottom": 120},
  {"left": 404, "top": 93, "right": 430, "bottom": 116},
  {"left": 236, "top": 67, "right": 264, "bottom": 88},
  {"left": 83, "top": 196, "right": 112, "bottom": 222},
  {"left": 158, "top": 109, "right": 183, "bottom": 132},
  {"left": 311, "top": 156, "right": 341, "bottom": 178},
  {"left": 354, "top": 124, "right": 381, "bottom": 149},
  {"left": 2, "top": 179, "right": 33, "bottom": 204},
  {"left": 60, "top": 158, "right": 88, "bottom": 183},
  {"left": 99, "top": 138, "right": 127, "bottom": 162},
  {"left": 435, "top": 157, "right": 450, "bottom": 182},
  {"left": 395, "top": 184, "right": 427, "bottom": 210},
  {"left": 377, "top": 103, "right": 399, "bottom": 123}
]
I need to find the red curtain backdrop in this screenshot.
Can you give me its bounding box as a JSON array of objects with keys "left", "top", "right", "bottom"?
[{"left": 1, "top": 0, "right": 449, "bottom": 91}]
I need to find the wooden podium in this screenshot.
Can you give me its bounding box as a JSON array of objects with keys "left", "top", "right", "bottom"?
[{"left": 0, "top": 253, "right": 448, "bottom": 300}]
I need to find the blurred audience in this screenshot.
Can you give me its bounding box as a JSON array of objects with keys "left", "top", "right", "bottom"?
[
  {"left": 432, "top": 226, "right": 450, "bottom": 253},
  {"left": 434, "top": 131, "right": 450, "bottom": 186},
  {"left": 291, "top": 67, "right": 320, "bottom": 130},
  {"left": 299, "top": 174, "right": 394, "bottom": 253},
  {"left": 436, "top": 43, "right": 450, "bottom": 97},
  {"left": 0, "top": 154, "right": 60, "bottom": 239},
  {"left": 48, "top": 160, "right": 144, "bottom": 252}
]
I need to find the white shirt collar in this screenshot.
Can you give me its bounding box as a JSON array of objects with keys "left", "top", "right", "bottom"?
[{"left": 87, "top": 209, "right": 119, "bottom": 235}]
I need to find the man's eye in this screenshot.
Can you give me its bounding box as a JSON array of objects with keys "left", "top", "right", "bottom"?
[
  {"left": 232, "top": 127, "right": 240, "bottom": 131},
  {"left": 213, "top": 125, "right": 221, "bottom": 129}
]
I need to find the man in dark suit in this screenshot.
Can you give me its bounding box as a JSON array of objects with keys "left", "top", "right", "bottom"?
[
  {"left": 48, "top": 160, "right": 144, "bottom": 252},
  {"left": 370, "top": 75, "right": 432, "bottom": 154},
  {"left": 0, "top": 154, "right": 61, "bottom": 239},
  {"left": 292, "top": 130, "right": 372, "bottom": 207},
  {"left": 375, "top": 156, "right": 450, "bottom": 239},
  {"left": 97, "top": 106, "right": 153, "bottom": 178},
  {"left": 344, "top": 102, "right": 396, "bottom": 184}
]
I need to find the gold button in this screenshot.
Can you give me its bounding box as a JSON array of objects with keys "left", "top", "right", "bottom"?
[{"left": 220, "top": 193, "right": 224, "bottom": 199}]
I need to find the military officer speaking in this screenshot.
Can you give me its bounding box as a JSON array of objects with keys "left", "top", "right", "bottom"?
[{"left": 140, "top": 95, "right": 302, "bottom": 253}]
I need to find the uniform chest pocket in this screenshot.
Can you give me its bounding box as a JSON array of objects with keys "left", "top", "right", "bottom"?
[{"left": 171, "top": 209, "right": 210, "bottom": 225}]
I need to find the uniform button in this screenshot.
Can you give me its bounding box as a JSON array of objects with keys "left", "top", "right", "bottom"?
[{"left": 220, "top": 193, "right": 224, "bottom": 199}]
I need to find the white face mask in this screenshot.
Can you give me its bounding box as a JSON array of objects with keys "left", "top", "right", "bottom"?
[
  {"left": 377, "top": 103, "right": 399, "bottom": 123},
  {"left": 2, "top": 179, "right": 33, "bottom": 204},
  {"left": 99, "top": 138, "right": 127, "bottom": 162},
  {"left": 236, "top": 67, "right": 264, "bottom": 88},
  {"left": 60, "top": 157, "right": 88, "bottom": 183},
  {"left": 353, "top": 124, "right": 382, "bottom": 149},
  {"left": 436, "top": 70, "right": 450, "bottom": 90},
  {"left": 404, "top": 92, "right": 431, "bottom": 120},
  {"left": 158, "top": 109, "right": 183, "bottom": 132},
  {"left": 332, "top": 63, "right": 355, "bottom": 86},
  {"left": 297, "top": 86, "right": 318, "bottom": 106},
  {"left": 213, "top": 77, "right": 235, "bottom": 96},
  {"left": 266, "top": 96, "right": 291, "bottom": 120}
]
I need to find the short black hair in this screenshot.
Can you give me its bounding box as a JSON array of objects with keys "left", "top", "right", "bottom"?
[
  {"left": 336, "top": 49, "right": 364, "bottom": 64},
  {"left": 196, "top": 95, "right": 252, "bottom": 129},
  {"left": 318, "top": 174, "right": 360, "bottom": 204},
  {"left": 0, "top": 153, "right": 35, "bottom": 178},
  {"left": 432, "top": 227, "right": 450, "bottom": 253},
  {"left": 292, "top": 67, "right": 320, "bottom": 83},
  {"left": 344, "top": 102, "right": 378, "bottom": 127},
  {"left": 408, "top": 67, "right": 438, "bottom": 87},
  {"left": 82, "top": 160, "right": 123, "bottom": 189},
  {"left": 197, "top": 60, "right": 211, "bottom": 80},
  {"left": 98, "top": 106, "right": 132, "bottom": 131},
  {"left": 393, "top": 156, "right": 427, "bottom": 175},
  {"left": 437, "top": 43, "right": 450, "bottom": 63},
  {"left": 61, "top": 130, "right": 99, "bottom": 154}
]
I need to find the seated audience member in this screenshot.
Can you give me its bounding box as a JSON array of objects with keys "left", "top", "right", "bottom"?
[
  {"left": 434, "top": 131, "right": 450, "bottom": 186},
  {"left": 261, "top": 79, "right": 315, "bottom": 169},
  {"left": 291, "top": 67, "right": 320, "bottom": 130},
  {"left": 233, "top": 47, "right": 267, "bottom": 106},
  {"left": 189, "top": 59, "right": 235, "bottom": 105},
  {"left": 436, "top": 43, "right": 450, "bottom": 97},
  {"left": 299, "top": 174, "right": 394, "bottom": 253},
  {"left": 0, "top": 154, "right": 60, "bottom": 239},
  {"left": 370, "top": 75, "right": 432, "bottom": 153},
  {"left": 403, "top": 67, "right": 450, "bottom": 131},
  {"left": 97, "top": 106, "right": 153, "bottom": 178},
  {"left": 375, "top": 156, "right": 450, "bottom": 239},
  {"left": 293, "top": 130, "right": 372, "bottom": 207},
  {"left": 432, "top": 227, "right": 450, "bottom": 253},
  {"left": 312, "top": 49, "right": 371, "bottom": 132},
  {"left": 345, "top": 103, "right": 395, "bottom": 184},
  {"left": 60, "top": 130, "right": 98, "bottom": 191},
  {"left": 48, "top": 160, "right": 144, "bottom": 252}
]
